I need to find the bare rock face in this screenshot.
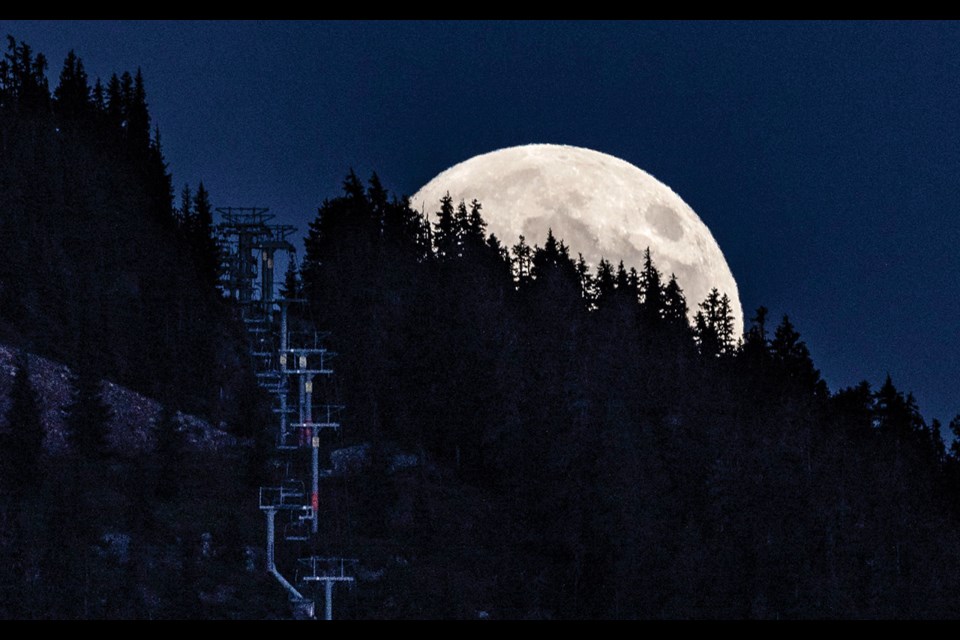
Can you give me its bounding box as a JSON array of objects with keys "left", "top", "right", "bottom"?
[{"left": 0, "top": 343, "right": 238, "bottom": 454}]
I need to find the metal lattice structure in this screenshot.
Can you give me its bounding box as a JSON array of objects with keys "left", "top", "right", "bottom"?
[
  {"left": 216, "top": 207, "right": 296, "bottom": 307},
  {"left": 217, "top": 208, "right": 355, "bottom": 620}
]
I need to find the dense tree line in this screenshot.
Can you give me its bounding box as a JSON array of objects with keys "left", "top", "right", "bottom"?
[
  {"left": 0, "top": 346, "right": 283, "bottom": 619},
  {"left": 301, "top": 172, "right": 960, "bottom": 619},
  {"left": 0, "top": 37, "right": 248, "bottom": 424},
  {"left": 0, "top": 38, "right": 280, "bottom": 619},
  {"left": 3, "top": 35, "right": 960, "bottom": 619}
]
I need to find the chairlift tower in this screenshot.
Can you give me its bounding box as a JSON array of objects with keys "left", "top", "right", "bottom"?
[
  {"left": 215, "top": 206, "right": 296, "bottom": 312},
  {"left": 217, "top": 207, "right": 355, "bottom": 619}
]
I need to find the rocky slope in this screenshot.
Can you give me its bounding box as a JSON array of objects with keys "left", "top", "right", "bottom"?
[{"left": 0, "top": 342, "right": 238, "bottom": 454}]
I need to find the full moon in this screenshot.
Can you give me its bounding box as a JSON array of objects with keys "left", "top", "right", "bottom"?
[{"left": 411, "top": 143, "right": 743, "bottom": 338}]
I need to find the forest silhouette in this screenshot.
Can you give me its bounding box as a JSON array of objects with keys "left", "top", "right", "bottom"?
[{"left": 2, "top": 38, "right": 960, "bottom": 619}]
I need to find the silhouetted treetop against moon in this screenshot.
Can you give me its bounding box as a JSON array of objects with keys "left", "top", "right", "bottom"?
[{"left": 411, "top": 143, "right": 743, "bottom": 337}]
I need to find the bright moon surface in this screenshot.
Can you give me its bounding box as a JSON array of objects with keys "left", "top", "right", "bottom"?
[{"left": 411, "top": 143, "right": 743, "bottom": 337}]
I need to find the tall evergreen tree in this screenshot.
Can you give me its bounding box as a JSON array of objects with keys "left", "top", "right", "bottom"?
[
  {"left": 53, "top": 49, "right": 90, "bottom": 119},
  {"left": 342, "top": 168, "right": 367, "bottom": 202},
  {"left": 280, "top": 258, "right": 301, "bottom": 300},
  {"left": 397, "top": 194, "right": 432, "bottom": 260},
  {"left": 146, "top": 125, "right": 176, "bottom": 229},
  {"left": 434, "top": 193, "right": 458, "bottom": 262},
  {"left": 91, "top": 77, "right": 105, "bottom": 112},
  {"left": 694, "top": 308, "right": 720, "bottom": 358},
  {"left": 873, "top": 374, "right": 924, "bottom": 441},
  {"left": 830, "top": 380, "right": 875, "bottom": 435},
  {"left": 575, "top": 253, "right": 593, "bottom": 303},
  {"left": 465, "top": 199, "right": 487, "bottom": 249},
  {"left": 511, "top": 235, "right": 533, "bottom": 286},
  {"left": 64, "top": 365, "right": 113, "bottom": 459},
  {"left": 2, "top": 38, "right": 50, "bottom": 112},
  {"left": 454, "top": 199, "right": 470, "bottom": 256},
  {"left": 191, "top": 182, "right": 219, "bottom": 288},
  {"left": 29, "top": 51, "right": 50, "bottom": 112},
  {"left": 178, "top": 183, "right": 194, "bottom": 231},
  {"left": 105, "top": 73, "right": 123, "bottom": 129},
  {"left": 741, "top": 305, "right": 771, "bottom": 371},
  {"left": 119, "top": 70, "right": 134, "bottom": 132},
  {"left": 594, "top": 258, "right": 616, "bottom": 305},
  {"left": 662, "top": 273, "right": 689, "bottom": 331},
  {"left": 128, "top": 68, "right": 151, "bottom": 152},
  {"left": 367, "top": 172, "right": 389, "bottom": 217},
  {"left": 154, "top": 401, "right": 185, "bottom": 502},
  {"left": 1, "top": 354, "right": 45, "bottom": 492},
  {"left": 638, "top": 247, "right": 665, "bottom": 326},
  {"left": 610, "top": 259, "right": 636, "bottom": 313},
  {"left": 694, "top": 288, "right": 735, "bottom": 357},
  {"left": 531, "top": 229, "right": 563, "bottom": 276},
  {"left": 614, "top": 260, "right": 631, "bottom": 292},
  {"left": 770, "top": 315, "right": 826, "bottom": 397},
  {"left": 717, "top": 293, "right": 735, "bottom": 350},
  {"left": 530, "top": 229, "right": 580, "bottom": 304}
]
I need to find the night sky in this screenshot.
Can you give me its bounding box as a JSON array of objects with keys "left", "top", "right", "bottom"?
[{"left": 6, "top": 20, "right": 960, "bottom": 432}]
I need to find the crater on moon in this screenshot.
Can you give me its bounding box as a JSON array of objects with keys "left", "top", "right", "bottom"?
[
  {"left": 647, "top": 204, "right": 684, "bottom": 242},
  {"left": 564, "top": 189, "right": 588, "bottom": 210},
  {"left": 501, "top": 167, "right": 543, "bottom": 192}
]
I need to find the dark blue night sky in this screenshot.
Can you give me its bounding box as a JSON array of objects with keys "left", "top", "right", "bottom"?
[{"left": 5, "top": 20, "right": 960, "bottom": 432}]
